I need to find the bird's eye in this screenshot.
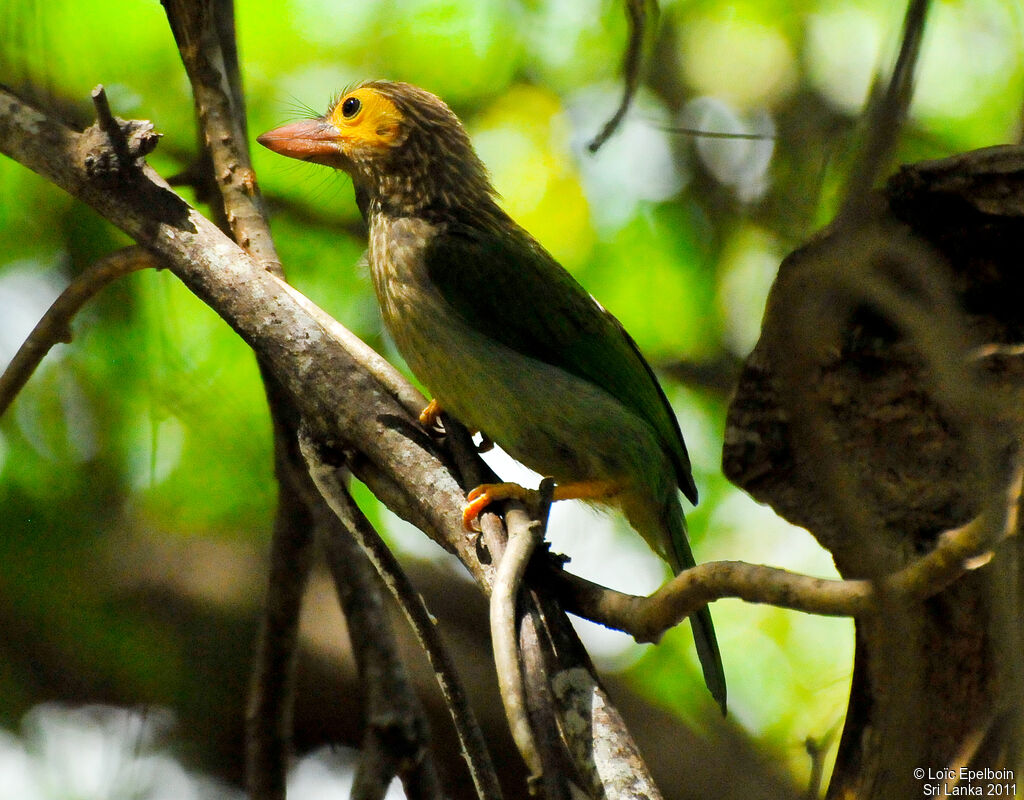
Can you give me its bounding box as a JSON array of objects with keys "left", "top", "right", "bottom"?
[{"left": 341, "top": 97, "right": 361, "bottom": 119}]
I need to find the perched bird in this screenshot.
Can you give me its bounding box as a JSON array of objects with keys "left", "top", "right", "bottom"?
[{"left": 258, "top": 81, "right": 726, "bottom": 711}]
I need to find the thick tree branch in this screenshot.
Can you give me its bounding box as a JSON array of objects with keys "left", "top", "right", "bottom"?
[{"left": 270, "top": 275, "right": 425, "bottom": 417}]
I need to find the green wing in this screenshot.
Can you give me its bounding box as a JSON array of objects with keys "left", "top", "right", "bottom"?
[{"left": 424, "top": 220, "right": 697, "bottom": 505}]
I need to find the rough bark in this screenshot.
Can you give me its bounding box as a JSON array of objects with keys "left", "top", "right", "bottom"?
[{"left": 724, "top": 145, "right": 1024, "bottom": 798}]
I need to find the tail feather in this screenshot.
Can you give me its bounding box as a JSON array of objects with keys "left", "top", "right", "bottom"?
[{"left": 666, "top": 502, "right": 727, "bottom": 715}]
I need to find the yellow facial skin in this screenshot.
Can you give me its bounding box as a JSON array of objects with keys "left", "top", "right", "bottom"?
[
  {"left": 256, "top": 87, "right": 404, "bottom": 168},
  {"left": 327, "top": 88, "right": 404, "bottom": 153}
]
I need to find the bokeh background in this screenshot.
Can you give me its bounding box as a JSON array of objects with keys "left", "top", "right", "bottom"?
[{"left": 0, "top": 0, "right": 1022, "bottom": 797}]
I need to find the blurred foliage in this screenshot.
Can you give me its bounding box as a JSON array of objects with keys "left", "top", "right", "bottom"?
[{"left": 1, "top": 0, "right": 1022, "bottom": 794}]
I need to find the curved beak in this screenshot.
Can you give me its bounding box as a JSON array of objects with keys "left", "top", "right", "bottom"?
[{"left": 257, "top": 119, "right": 343, "bottom": 166}]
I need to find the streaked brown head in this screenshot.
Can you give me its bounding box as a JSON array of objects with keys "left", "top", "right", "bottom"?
[{"left": 258, "top": 81, "right": 496, "bottom": 220}]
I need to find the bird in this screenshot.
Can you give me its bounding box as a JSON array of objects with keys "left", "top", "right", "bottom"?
[{"left": 257, "top": 81, "right": 726, "bottom": 711}]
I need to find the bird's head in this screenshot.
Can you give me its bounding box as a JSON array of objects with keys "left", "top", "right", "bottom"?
[{"left": 258, "top": 81, "right": 497, "bottom": 221}]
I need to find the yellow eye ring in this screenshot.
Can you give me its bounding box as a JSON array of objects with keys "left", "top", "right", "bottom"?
[{"left": 341, "top": 96, "right": 361, "bottom": 119}]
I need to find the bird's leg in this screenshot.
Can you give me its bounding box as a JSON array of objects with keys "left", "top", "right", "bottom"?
[
  {"left": 462, "top": 479, "right": 621, "bottom": 531},
  {"left": 549, "top": 479, "right": 623, "bottom": 502}
]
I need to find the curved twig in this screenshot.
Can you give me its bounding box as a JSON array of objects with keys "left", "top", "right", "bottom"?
[
  {"left": 0, "top": 245, "right": 159, "bottom": 418},
  {"left": 654, "top": 124, "right": 778, "bottom": 142},
  {"left": 489, "top": 480, "right": 555, "bottom": 783},
  {"left": 549, "top": 450, "right": 1022, "bottom": 642},
  {"left": 588, "top": 0, "right": 652, "bottom": 153}
]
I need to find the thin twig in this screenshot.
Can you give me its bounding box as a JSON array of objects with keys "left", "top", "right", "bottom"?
[
  {"left": 660, "top": 352, "right": 744, "bottom": 396},
  {"left": 839, "top": 0, "right": 931, "bottom": 218},
  {"left": 301, "top": 434, "right": 503, "bottom": 800},
  {"left": 90, "top": 85, "right": 122, "bottom": 151},
  {"left": 0, "top": 246, "right": 159, "bottom": 418},
  {"left": 654, "top": 123, "right": 778, "bottom": 141},
  {"left": 81, "top": 86, "right": 160, "bottom": 181},
  {"left": 804, "top": 737, "right": 829, "bottom": 800},
  {"left": 588, "top": 0, "right": 653, "bottom": 152}
]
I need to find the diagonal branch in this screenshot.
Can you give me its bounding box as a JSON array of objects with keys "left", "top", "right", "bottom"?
[
  {"left": 311, "top": 485, "right": 445, "bottom": 800},
  {"left": 301, "top": 435, "right": 502, "bottom": 800}
]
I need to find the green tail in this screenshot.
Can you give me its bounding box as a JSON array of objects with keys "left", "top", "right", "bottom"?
[{"left": 666, "top": 501, "right": 727, "bottom": 715}]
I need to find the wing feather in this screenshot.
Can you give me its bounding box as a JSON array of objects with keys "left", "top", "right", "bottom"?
[{"left": 424, "top": 221, "right": 697, "bottom": 504}]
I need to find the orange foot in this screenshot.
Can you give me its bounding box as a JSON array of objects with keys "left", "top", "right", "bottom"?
[
  {"left": 463, "top": 483, "right": 527, "bottom": 530},
  {"left": 462, "top": 479, "right": 622, "bottom": 531},
  {"left": 419, "top": 399, "right": 443, "bottom": 428}
]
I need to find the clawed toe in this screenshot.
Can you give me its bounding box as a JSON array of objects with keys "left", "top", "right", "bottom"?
[
  {"left": 419, "top": 399, "right": 443, "bottom": 429},
  {"left": 461, "top": 482, "right": 530, "bottom": 531}
]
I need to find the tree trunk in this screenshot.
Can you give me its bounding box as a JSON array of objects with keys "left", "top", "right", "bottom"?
[{"left": 723, "top": 145, "right": 1024, "bottom": 799}]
